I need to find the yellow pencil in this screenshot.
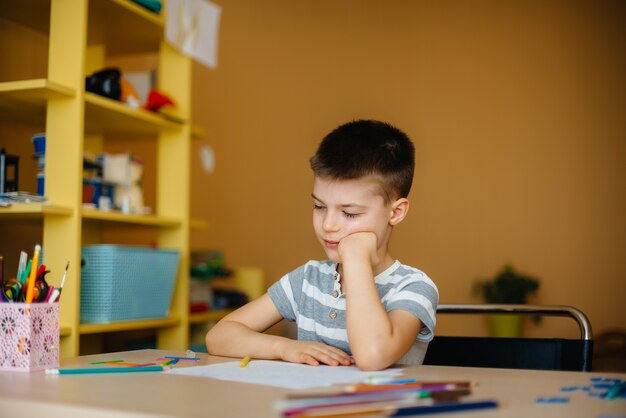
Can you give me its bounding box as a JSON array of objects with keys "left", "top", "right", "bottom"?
[
  {"left": 239, "top": 356, "right": 251, "bottom": 368},
  {"left": 25, "top": 245, "right": 41, "bottom": 304}
]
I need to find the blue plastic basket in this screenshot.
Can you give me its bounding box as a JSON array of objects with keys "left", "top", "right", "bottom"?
[{"left": 80, "top": 245, "right": 180, "bottom": 323}]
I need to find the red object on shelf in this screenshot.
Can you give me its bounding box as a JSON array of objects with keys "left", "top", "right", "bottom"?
[{"left": 144, "top": 89, "right": 174, "bottom": 112}]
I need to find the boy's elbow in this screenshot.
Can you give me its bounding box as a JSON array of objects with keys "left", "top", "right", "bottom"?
[
  {"left": 351, "top": 348, "right": 394, "bottom": 371},
  {"left": 204, "top": 325, "right": 222, "bottom": 354}
]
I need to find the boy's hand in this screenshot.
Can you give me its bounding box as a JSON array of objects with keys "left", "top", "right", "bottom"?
[
  {"left": 276, "top": 339, "right": 354, "bottom": 367},
  {"left": 337, "top": 231, "right": 379, "bottom": 267}
]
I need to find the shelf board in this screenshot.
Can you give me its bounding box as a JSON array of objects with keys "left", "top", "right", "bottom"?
[
  {"left": 190, "top": 218, "right": 208, "bottom": 231},
  {"left": 79, "top": 316, "right": 181, "bottom": 335},
  {"left": 60, "top": 326, "right": 72, "bottom": 338},
  {"left": 84, "top": 92, "right": 185, "bottom": 136},
  {"left": 189, "top": 310, "right": 234, "bottom": 324},
  {"left": 88, "top": 0, "right": 164, "bottom": 55},
  {"left": 0, "top": 0, "right": 50, "bottom": 33},
  {"left": 0, "top": 78, "right": 76, "bottom": 123},
  {"left": 82, "top": 208, "right": 181, "bottom": 227},
  {"left": 191, "top": 125, "right": 207, "bottom": 139},
  {"left": 0, "top": 203, "right": 73, "bottom": 219}
]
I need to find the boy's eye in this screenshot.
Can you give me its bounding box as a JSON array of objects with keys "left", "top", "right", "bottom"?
[
  {"left": 313, "top": 204, "right": 325, "bottom": 210},
  {"left": 343, "top": 211, "right": 360, "bottom": 219}
]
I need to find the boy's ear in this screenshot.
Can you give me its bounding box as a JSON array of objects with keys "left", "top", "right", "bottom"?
[{"left": 389, "top": 198, "right": 410, "bottom": 226}]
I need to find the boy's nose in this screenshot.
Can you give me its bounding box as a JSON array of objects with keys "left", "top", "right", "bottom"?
[{"left": 322, "top": 213, "right": 340, "bottom": 232}]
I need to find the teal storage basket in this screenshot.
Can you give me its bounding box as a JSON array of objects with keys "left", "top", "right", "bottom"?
[{"left": 80, "top": 245, "right": 180, "bottom": 323}]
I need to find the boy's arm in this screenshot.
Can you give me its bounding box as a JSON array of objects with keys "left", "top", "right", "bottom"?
[
  {"left": 340, "top": 232, "right": 422, "bottom": 371},
  {"left": 205, "top": 293, "right": 353, "bottom": 366}
]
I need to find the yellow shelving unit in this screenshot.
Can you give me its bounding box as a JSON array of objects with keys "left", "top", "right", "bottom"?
[{"left": 0, "top": 0, "right": 192, "bottom": 357}]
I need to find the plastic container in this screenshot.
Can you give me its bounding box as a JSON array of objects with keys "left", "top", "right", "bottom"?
[
  {"left": 32, "top": 133, "right": 46, "bottom": 154},
  {"left": 80, "top": 245, "right": 180, "bottom": 323},
  {"left": 36, "top": 172, "right": 44, "bottom": 196}
]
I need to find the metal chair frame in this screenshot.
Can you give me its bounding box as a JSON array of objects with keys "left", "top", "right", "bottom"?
[{"left": 424, "top": 304, "right": 594, "bottom": 371}]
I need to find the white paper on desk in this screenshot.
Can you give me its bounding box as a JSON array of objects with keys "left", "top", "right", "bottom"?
[
  {"left": 166, "top": 0, "right": 222, "bottom": 69},
  {"left": 166, "top": 361, "right": 403, "bottom": 389}
]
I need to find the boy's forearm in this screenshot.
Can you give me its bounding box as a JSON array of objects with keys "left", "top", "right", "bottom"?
[
  {"left": 206, "top": 320, "right": 289, "bottom": 360},
  {"left": 342, "top": 260, "right": 398, "bottom": 369}
]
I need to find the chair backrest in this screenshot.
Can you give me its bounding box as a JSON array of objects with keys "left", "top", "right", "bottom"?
[{"left": 423, "top": 304, "right": 594, "bottom": 371}]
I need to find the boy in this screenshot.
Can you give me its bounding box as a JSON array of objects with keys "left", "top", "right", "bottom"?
[{"left": 206, "top": 120, "right": 438, "bottom": 371}]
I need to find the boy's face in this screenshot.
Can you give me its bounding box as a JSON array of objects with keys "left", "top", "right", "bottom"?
[{"left": 312, "top": 176, "right": 396, "bottom": 263}]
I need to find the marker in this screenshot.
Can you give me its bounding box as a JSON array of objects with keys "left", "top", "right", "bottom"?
[
  {"left": 240, "top": 356, "right": 251, "bottom": 368},
  {"left": 46, "top": 365, "right": 168, "bottom": 375},
  {"left": 21, "top": 259, "right": 32, "bottom": 286},
  {"left": 25, "top": 245, "right": 41, "bottom": 303},
  {"left": 16, "top": 251, "right": 27, "bottom": 283},
  {"left": 48, "top": 288, "right": 60, "bottom": 303},
  {"left": 44, "top": 285, "right": 55, "bottom": 302}
]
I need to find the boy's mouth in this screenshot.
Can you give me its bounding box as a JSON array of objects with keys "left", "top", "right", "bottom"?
[{"left": 323, "top": 240, "right": 339, "bottom": 249}]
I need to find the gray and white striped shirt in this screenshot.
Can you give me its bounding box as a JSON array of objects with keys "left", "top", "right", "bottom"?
[{"left": 268, "top": 260, "right": 438, "bottom": 358}]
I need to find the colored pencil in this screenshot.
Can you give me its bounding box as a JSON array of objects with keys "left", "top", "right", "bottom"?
[
  {"left": 283, "top": 399, "right": 498, "bottom": 417},
  {"left": 606, "top": 381, "right": 626, "bottom": 401},
  {"left": 165, "top": 356, "right": 200, "bottom": 361},
  {"left": 345, "top": 381, "right": 474, "bottom": 393},
  {"left": 389, "top": 399, "right": 498, "bottom": 417},
  {"left": 90, "top": 359, "right": 124, "bottom": 365},
  {"left": 240, "top": 356, "right": 251, "bottom": 368},
  {"left": 46, "top": 365, "right": 168, "bottom": 375},
  {"left": 25, "top": 245, "right": 41, "bottom": 303}
]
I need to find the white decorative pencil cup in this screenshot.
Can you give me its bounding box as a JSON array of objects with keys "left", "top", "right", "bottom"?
[{"left": 0, "top": 303, "right": 60, "bottom": 372}]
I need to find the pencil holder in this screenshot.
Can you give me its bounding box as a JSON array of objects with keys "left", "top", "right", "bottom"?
[{"left": 0, "top": 303, "right": 60, "bottom": 372}]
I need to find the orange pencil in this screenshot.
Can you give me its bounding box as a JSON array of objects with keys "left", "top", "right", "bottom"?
[{"left": 25, "top": 245, "right": 41, "bottom": 303}]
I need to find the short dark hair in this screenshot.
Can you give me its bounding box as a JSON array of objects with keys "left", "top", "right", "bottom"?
[{"left": 310, "top": 120, "right": 415, "bottom": 201}]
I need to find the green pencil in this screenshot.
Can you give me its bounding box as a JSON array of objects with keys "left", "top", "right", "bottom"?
[{"left": 46, "top": 365, "right": 167, "bottom": 375}]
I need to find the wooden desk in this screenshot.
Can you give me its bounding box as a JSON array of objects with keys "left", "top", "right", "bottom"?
[{"left": 1, "top": 349, "right": 624, "bottom": 418}]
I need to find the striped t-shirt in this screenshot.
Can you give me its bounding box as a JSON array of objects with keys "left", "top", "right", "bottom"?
[{"left": 268, "top": 260, "right": 438, "bottom": 358}]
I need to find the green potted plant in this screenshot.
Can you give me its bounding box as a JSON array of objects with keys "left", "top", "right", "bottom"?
[{"left": 474, "top": 264, "right": 540, "bottom": 337}]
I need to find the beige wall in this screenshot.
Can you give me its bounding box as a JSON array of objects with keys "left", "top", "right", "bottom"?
[{"left": 190, "top": 0, "right": 626, "bottom": 338}]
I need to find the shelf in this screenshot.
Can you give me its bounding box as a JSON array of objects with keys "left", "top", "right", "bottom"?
[
  {"left": 84, "top": 92, "right": 185, "bottom": 136},
  {"left": 82, "top": 208, "right": 181, "bottom": 227},
  {"left": 189, "top": 310, "right": 234, "bottom": 324},
  {"left": 60, "top": 326, "right": 72, "bottom": 338},
  {"left": 88, "top": 0, "right": 164, "bottom": 55},
  {"left": 191, "top": 125, "right": 207, "bottom": 139},
  {"left": 0, "top": 79, "right": 76, "bottom": 123},
  {"left": 190, "top": 218, "right": 208, "bottom": 230},
  {"left": 79, "top": 316, "right": 181, "bottom": 335},
  {"left": 0, "top": 0, "right": 51, "bottom": 34},
  {"left": 0, "top": 203, "right": 73, "bottom": 219}
]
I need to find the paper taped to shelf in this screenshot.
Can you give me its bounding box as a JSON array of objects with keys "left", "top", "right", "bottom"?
[{"left": 166, "top": 0, "right": 222, "bottom": 69}]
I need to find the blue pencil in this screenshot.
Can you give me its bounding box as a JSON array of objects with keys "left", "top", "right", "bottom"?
[
  {"left": 46, "top": 365, "right": 167, "bottom": 375},
  {"left": 164, "top": 356, "right": 200, "bottom": 361}
]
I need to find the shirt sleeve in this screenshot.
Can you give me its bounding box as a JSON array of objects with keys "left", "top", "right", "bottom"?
[
  {"left": 267, "top": 264, "right": 307, "bottom": 322},
  {"left": 385, "top": 274, "right": 438, "bottom": 342}
]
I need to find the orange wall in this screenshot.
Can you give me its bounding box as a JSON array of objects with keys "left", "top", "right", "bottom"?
[{"left": 190, "top": 0, "right": 626, "bottom": 338}]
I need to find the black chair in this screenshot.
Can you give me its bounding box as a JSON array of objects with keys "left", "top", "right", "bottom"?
[{"left": 423, "top": 304, "right": 593, "bottom": 371}]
